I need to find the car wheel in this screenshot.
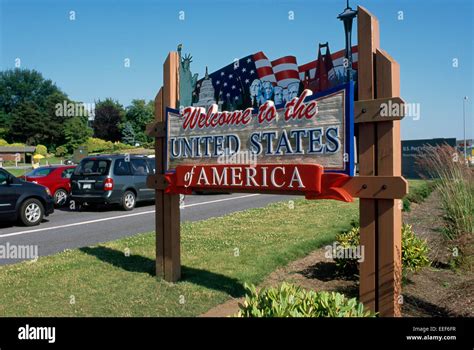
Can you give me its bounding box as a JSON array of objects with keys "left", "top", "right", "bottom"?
[
  {"left": 121, "top": 190, "right": 136, "bottom": 211},
  {"left": 20, "top": 199, "right": 44, "bottom": 226},
  {"left": 54, "top": 189, "right": 69, "bottom": 207}
]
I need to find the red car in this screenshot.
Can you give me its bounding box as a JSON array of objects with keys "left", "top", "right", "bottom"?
[{"left": 22, "top": 165, "right": 76, "bottom": 206}]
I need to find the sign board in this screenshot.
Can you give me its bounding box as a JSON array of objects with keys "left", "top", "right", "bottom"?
[
  {"left": 72, "top": 146, "right": 88, "bottom": 164},
  {"left": 166, "top": 83, "right": 354, "bottom": 177},
  {"left": 402, "top": 138, "right": 456, "bottom": 179}
]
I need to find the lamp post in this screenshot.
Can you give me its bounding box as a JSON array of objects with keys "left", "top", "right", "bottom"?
[
  {"left": 463, "top": 96, "right": 468, "bottom": 163},
  {"left": 338, "top": 0, "right": 358, "bottom": 82}
]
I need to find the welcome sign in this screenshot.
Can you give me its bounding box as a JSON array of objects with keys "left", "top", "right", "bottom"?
[
  {"left": 166, "top": 83, "right": 354, "bottom": 176},
  {"left": 162, "top": 82, "right": 354, "bottom": 200}
]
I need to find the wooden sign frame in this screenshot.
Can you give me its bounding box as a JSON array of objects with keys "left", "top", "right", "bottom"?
[{"left": 147, "top": 5, "right": 406, "bottom": 317}]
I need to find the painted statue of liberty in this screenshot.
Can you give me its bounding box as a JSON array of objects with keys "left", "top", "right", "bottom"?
[{"left": 177, "top": 44, "right": 198, "bottom": 108}]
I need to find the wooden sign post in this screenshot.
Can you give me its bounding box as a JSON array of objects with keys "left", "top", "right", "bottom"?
[
  {"left": 147, "top": 5, "right": 406, "bottom": 317},
  {"left": 356, "top": 6, "right": 403, "bottom": 317},
  {"left": 147, "top": 52, "right": 181, "bottom": 281}
]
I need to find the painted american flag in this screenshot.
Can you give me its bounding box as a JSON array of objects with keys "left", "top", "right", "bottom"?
[{"left": 192, "top": 45, "right": 358, "bottom": 111}]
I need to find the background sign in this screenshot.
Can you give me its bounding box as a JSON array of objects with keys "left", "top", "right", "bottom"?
[
  {"left": 166, "top": 83, "right": 354, "bottom": 175},
  {"left": 402, "top": 138, "right": 456, "bottom": 179}
]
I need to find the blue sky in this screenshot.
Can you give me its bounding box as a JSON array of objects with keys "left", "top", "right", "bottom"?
[{"left": 1, "top": 0, "right": 472, "bottom": 140}]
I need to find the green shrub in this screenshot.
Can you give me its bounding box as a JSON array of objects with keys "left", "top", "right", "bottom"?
[
  {"left": 112, "top": 141, "right": 133, "bottom": 151},
  {"left": 35, "top": 144, "right": 48, "bottom": 156},
  {"left": 402, "top": 198, "right": 411, "bottom": 212},
  {"left": 401, "top": 224, "right": 430, "bottom": 273},
  {"left": 85, "top": 137, "right": 114, "bottom": 153},
  {"left": 334, "top": 226, "right": 360, "bottom": 273},
  {"left": 235, "top": 283, "right": 374, "bottom": 317},
  {"left": 142, "top": 141, "right": 155, "bottom": 149},
  {"left": 402, "top": 181, "right": 436, "bottom": 212},
  {"left": 0, "top": 139, "right": 8, "bottom": 146},
  {"left": 55, "top": 145, "right": 68, "bottom": 157},
  {"left": 84, "top": 138, "right": 135, "bottom": 154},
  {"left": 334, "top": 224, "right": 430, "bottom": 275}
]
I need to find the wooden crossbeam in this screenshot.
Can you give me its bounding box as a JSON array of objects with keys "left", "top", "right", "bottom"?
[
  {"left": 355, "top": 97, "right": 405, "bottom": 123},
  {"left": 146, "top": 121, "right": 166, "bottom": 138},
  {"left": 146, "top": 174, "right": 408, "bottom": 199}
]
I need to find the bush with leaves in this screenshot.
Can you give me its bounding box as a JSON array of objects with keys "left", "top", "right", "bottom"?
[
  {"left": 112, "top": 141, "right": 133, "bottom": 151},
  {"left": 85, "top": 137, "right": 114, "bottom": 153},
  {"left": 333, "top": 226, "right": 361, "bottom": 274},
  {"left": 402, "top": 181, "right": 437, "bottom": 212},
  {"left": 334, "top": 224, "right": 430, "bottom": 275},
  {"left": 235, "top": 283, "right": 374, "bottom": 317},
  {"left": 8, "top": 142, "right": 26, "bottom": 147},
  {"left": 55, "top": 145, "right": 68, "bottom": 157},
  {"left": 401, "top": 224, "right": 430, "bottom": 273},
  {"left": 35, "top": 144, "right": 48, "bottom": 156}
]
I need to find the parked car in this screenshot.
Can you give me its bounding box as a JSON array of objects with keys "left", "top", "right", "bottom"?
[
  {"left": 70, "top": 155, "right": 155, "bottom": 211},
  {"left": 0, "top": 168, "right": 55, "bottom": 226},
  {"left": 21, "top": 165, "right": 76, "bottom": 206}
]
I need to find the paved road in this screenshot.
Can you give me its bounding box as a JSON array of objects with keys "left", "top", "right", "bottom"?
[{"left": 0, "top": 193, "right": 295, "bottom": 265}]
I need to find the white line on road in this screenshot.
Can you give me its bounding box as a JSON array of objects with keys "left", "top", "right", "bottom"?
[
  {"left": 182, "top": 193, "right": 260, "bottom": 208},
  {"left": 0, "top": 194, "right": 261, "bottom": 238}
]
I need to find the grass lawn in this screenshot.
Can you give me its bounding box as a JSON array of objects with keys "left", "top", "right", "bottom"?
[
  {"left": 402, "top": 179, "right": 436, "bottom": 211},
  {"left": 39, "top": 156, "right": 65, "bottom": 166},
  {"left": 0, "top": 180, "right": 424, "bottom": 316},
  {"left": 0, "top": 198, "right": 358, "bottom": 316},
  {"left": 4, "top": 156, "right": 65, "bottom": 177},
  {"left": 7, "top": 168, "right": 27, "bottom": 177}
]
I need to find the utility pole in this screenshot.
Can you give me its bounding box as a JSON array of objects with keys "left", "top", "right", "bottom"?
[{"left": 464, "top": 96, "right": 468, "bottom": 163}]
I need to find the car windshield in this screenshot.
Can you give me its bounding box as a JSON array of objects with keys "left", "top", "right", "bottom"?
[
  {"left": 25, "top": 168, "right": 54, "bottom": 177},
  {"left": 74, "top": 159, "right": 111, "bottom": 176}
]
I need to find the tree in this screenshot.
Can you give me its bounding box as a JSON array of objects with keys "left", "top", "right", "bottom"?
[
  {"left": 124, "top": 99, "right": 154, "bottom": 143},
  {"left": 64, "top": 116, "right": 92, "bottom": 153},
  {"left": 0, "top": 68, "right": 70, "bottom": 148},
  {"left": 43, "top": 91, "right": 71, "bottom": 148},
  {"left": 8, "top": 101, "right": 49, "bottom": 145},
  {"left": 92, "top": 99, "right": 125, "bottom": 142},
  {"left": 0, "top": 110, "right": 8, "bottom": 139},
  {"left": 0, "top": 69, "right": 61, "bottom": 114},
  {"left": 121, "top": 121, "right": 136, "bottom": 145}
]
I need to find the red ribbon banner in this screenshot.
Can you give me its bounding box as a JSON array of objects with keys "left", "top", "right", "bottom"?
[{"left": 164, "top": 164, "right": 353, "bottom": 202}]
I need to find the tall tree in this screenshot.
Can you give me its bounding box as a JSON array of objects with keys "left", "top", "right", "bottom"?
[
  {"left": 92, "top": 98, "right": 125, "bottom": 142},
  {"left": 124, "top": 99, "right": 154, "bottom": 143},
  {"left": 121, "top": 121, "right": 136, "bottom": 145},
  {"left": 8, "top": 101, "right": 49, "bottom": 145},
  {"left": 0, "top": 110, "right": 8, "bottom": 139},
  {"left": 64, "top": 116, "right": 92, "bottom": 153},
  {"left": 0, "top": 68, "right": 69, "bottom": 148},
  {"left": 0, "top": 69, "right": 61, "bottom": 114}
]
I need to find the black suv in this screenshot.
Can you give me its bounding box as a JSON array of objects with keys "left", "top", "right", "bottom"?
[
  {"left": 0, "top": 168, "right": 55, "bottom": 226},
  {"left": 70, "top": 155, "right": 155, "bottom": 211}
]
